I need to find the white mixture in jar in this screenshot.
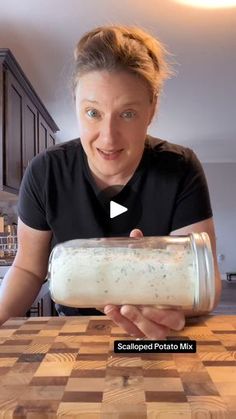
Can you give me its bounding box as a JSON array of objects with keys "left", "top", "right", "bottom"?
[{"left": 49, "top": 244, "right": 197, "bottom": 309}]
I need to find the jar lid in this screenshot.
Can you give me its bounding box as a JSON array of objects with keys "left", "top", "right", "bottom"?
[{"left": 190, "top": 232, "right": 215, "bottom": 312}]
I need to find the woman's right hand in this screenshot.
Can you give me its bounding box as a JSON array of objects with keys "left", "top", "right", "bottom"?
[{"left": 103, "top": 304, "right": 185, "bottom": 340}]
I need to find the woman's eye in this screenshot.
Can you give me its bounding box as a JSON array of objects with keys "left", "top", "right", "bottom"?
[
  {"left": 86, "top": 109, "right": 99, "bottom": 118},
  {"left": 121, "top": 111, "right": 136, "bottom": 119}
]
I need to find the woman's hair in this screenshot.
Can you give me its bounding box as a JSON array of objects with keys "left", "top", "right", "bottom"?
[{"left": 72, "top": 25, "right": 172, "bottom": 101}]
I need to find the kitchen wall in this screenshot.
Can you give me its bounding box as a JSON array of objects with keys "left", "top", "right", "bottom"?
[
  {"left": 203, "top": 163, "right": 236, "bottom": 277},
  {"left": 1, "top": 162, "right": 235, "bottom": 276}
]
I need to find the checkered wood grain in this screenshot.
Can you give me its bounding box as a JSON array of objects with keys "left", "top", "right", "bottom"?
[{"left": 0, "top": 315, "right": 236, "bottom": 418}]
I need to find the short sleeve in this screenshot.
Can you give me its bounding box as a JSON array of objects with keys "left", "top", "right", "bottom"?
[
  {"left": 17, "top": 152, "right": 50, "bottom": 230},
  {"left": 170, "top": 149, "right": 213, "bottom": 231}
]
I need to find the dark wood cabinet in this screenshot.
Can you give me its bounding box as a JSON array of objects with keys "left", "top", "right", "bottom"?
[
  {"left": 23, "top": 94, "right": 37, "bottom": 175},
  {"left": 4, "top": 69, "right": 23, "bottom": 190},
  {"left": 38, "top": 113, "right": 56, "bottom": 152},
  {"left": 0, "top": 49, "right": 59, "bottom": 194},
  {"left": 26, "top": 282, "right": 53, "bottom": 317}
]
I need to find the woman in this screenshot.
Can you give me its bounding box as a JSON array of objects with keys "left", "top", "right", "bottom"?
[{"left": 0, "top": 26, "right": 221, "bottom": 339}]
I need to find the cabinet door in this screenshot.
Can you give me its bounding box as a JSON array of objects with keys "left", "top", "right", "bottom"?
[
  {"left": 5, "top": 69, "right": 23, "bottom": 190},
  {"left": 23, "top": 95, "right": 37, "bottom": 174},
  {"left": 38, "top": 113, "right": 47, "bottom": 153},
  {"left": 47, "top": 128, "right": 55, "bottom": 148},
  {"left": 38, "top": 113, "right": 55, "bottom": 152}
]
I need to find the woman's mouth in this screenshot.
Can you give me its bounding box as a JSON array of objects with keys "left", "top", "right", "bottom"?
[{"left": 97, "top": 148, "right": 123, "bottom": 160}]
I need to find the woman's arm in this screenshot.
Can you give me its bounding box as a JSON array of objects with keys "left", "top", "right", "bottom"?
[{"left": 0, "top": 218, "right": 52, "bottom": 325}]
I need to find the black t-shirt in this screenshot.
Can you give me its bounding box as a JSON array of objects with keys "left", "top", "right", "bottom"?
[
  {"left": 18, "top": 136, "right": 212, "bottom": 238},
  {"left": 18, "top": 136, "right": 212, "bottom": 315}
]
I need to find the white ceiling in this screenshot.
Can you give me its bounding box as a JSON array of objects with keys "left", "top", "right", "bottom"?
[{"left": 0, "top": 0, "right": 236, "bottom": 162}]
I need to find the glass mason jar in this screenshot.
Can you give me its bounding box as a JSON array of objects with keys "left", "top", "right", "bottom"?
[{"left": 47, "top": 233, "right": 215, "bottom": 313}]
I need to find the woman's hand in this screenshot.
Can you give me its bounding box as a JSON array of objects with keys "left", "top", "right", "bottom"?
[
  {"left": 103, "top": 304, "right": 185, "bottom": 340},
  {"left": 103, "top": 228, "right": 185, "bottom": 339}
]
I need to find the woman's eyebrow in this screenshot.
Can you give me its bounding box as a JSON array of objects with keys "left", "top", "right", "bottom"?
[
  {"left": 81, "top": 99, "right": 142, "bottom": 106},
  {"left": 121, "top": 101, "right": 142, "bottom": 107},
  {"left": 81, "top": 99, "right": 99, "bottom": 104}
]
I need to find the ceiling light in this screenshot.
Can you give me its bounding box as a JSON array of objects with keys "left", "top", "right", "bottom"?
[{"left": 175, "top": 0, "right": 236, "bottom": 8}]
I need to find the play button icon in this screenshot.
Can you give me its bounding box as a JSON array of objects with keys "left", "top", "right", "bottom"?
[
  {"left": 97, "top": 184, "right": 142, "bottom": 234},
  {"left": 110, "top": 201, "right": 128, "bottom": 219}
]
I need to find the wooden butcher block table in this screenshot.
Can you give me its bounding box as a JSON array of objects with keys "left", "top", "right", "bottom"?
[{"left": 0, "top": 315, "right": 236, "bottom": 418}]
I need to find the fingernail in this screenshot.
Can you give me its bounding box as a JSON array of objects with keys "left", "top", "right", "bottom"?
[
  {"left": 130, "top": 229, "right": 143, "bottom": 238},
  {"left": 177, "top": 318, "right": 185, "bottom": 330},
  {"left": 104, "top": 305, "right": 115, "bottom": 315}
]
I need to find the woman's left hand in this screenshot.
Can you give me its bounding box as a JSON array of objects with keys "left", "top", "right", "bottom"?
[{"left": 103, "top": 228, "right": 185, "bottom": 339}]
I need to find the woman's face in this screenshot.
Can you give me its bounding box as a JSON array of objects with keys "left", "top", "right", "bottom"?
[{"left": 75, "top": 70, "right": 156, "bottom": 186}]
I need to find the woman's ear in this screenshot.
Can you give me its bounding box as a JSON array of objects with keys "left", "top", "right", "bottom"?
[{"left": 148, "top": 95, "right": 158, "bottom": 125}]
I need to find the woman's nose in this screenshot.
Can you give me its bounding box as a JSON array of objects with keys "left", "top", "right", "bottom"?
[{"left": 100, "top": 116, "right": 118, "bottom": 145}]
